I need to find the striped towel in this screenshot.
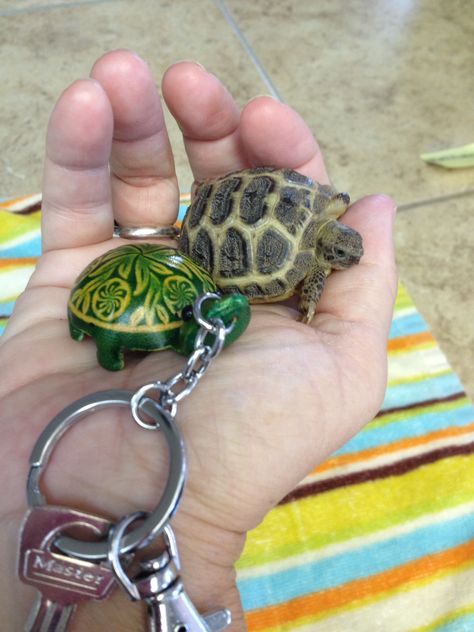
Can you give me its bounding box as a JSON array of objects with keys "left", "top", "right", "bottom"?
[{"left": 1, "top": 196, "right": 473, "bottom": 631}]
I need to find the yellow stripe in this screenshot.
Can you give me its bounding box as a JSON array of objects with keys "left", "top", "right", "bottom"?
[
  {"left": 388, "top": 367, "right": 452, "bottom": 388},
  {"left": 394, "top": 282, "right": 412, "bottom": 310},
  {"left": 68, "top": 302, "right": 182, "bottom": 333},
  {"left": 0, "top": 209, "right": 41, "bottom": 244},
  {"left": 239, "top": 453, "right": 474, "bottom": 569}
]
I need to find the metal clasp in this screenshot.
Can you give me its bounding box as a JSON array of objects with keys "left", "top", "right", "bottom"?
[{"left": 109, "top": 516, "right": 232, "bottom": 632}]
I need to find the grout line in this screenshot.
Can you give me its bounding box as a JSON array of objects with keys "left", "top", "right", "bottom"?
[
  {"left": 215, "top": 0, "right": 283, "bottom": 102},
  {"left": 0, "top": 0, "right": 117, "bottom": 17},
  {"left": 397, "top": 189, "right": 474, "bottom": 212}
]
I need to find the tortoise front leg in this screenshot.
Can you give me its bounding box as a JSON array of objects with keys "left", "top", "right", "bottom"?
[
  {"left": 94, "top": 332, "right": 125, "bottom": 371},
  {"left": 298, "top": 263, "right": 330, "bottom": 324},
  {"left": 69, "top": 321, "right": 85, "bottom": 342}
]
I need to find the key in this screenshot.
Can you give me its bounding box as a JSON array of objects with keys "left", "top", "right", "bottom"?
[{"left": 17, "top": 505, "right": 116, "bottom": 632}]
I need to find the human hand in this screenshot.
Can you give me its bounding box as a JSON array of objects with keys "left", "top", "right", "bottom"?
[{"left": 0, "top": 50, "right": 396, "bottom": 630}]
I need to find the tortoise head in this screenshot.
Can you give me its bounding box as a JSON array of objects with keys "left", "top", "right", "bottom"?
[
  {"left": 316, "top": 220, "right": 364, "bottom": 270},
  {"left": 178, "top": 293, "right": 251, "bottom": 356}
]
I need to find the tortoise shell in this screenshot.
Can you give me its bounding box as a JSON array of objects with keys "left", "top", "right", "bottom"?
[
  {"left": 68, "top": 243, "right": 250, "bottom": 370},
  {"left": 178, "top": 167, "right": 358, "bottom": 314}
]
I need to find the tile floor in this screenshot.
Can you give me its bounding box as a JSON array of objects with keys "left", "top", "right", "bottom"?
[{"left": 1, "top": 0, "right": 473, "bottom": 398}]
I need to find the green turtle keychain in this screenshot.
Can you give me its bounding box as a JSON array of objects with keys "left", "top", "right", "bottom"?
[{"left": 68, "top": 242, "right": 250, "bottom": 371}]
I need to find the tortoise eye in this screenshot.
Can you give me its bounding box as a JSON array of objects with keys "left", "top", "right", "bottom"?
[{"left": 181, "top": 305, "right": 194, "bottom": 321}]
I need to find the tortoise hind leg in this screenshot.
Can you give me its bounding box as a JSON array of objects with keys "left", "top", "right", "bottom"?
[{"left": 298, "top": 263, "right": 329, "bottom": 324}]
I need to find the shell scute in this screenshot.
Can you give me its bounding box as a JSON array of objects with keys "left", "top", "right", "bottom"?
[
  {"left": 191, "top": 228, "right": 214, "bottom": 274},
  {"left": 275, "top": 187, "right": 312, "bottom": 236},
  {"left": 256, "top": 228, "right": 291, "bottom": 274},
  {"left": 189, "top": 183, "right": 212, "bottom": 228},
  {"left": 239, "top": 175, "right": 275, "bottom": 224},
  {"left": 282, "top": 169, "right": 315, "bottom": 186},
  {"left": 219, "top": 227, "right": 250, "bottom": 278},
  {"left": 210, "top": 176, "right": 241, "bottom": 225}
]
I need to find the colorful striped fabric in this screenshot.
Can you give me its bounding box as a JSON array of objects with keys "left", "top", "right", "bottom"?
[{"left": 1, "top": 195, "right": 473, "bottom": 631}]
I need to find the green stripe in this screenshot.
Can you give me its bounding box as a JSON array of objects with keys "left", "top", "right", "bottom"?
[
  {"left": 411, "top": 603, "right": 474, "bottom": 632},
  {"left": 388, "top": 368, "right": 452, "bottom": 388},
  {"left": 394, "top": 284, "right": 413, "bottom": 311}
]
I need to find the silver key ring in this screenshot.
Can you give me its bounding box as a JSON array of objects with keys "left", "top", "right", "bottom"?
[{"left": 26, "top": 389, "right": 186, "bottom": 562}]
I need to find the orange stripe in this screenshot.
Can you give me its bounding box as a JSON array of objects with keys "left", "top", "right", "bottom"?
[
  {"left": 311, "top": 421, "right": 474, "bottom": 476},
  {"left": 246, "top": 540, "right": 474, "bottom": 630},
  {"left": 0, "top": 257, "right": 38, "bottom": 269},
  {"left": 0, "top": 195, "right": 33, "bottom": 208},
  {"left": 387, "top": 331, "right": 434, "bottom": 352}
]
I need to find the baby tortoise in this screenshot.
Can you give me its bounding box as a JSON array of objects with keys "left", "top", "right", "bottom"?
[
  {"left": 179, "top": 167, "right": 363, "bottom": 322},
  {"left": 68, "top": 244, "right": 250, "bottom": 371}
]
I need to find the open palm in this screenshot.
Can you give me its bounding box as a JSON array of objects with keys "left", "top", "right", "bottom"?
[{"left": 0, "top": 51, "right": 396, "bottom": 631}]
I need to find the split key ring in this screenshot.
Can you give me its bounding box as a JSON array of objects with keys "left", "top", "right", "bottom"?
[{"left": 26, "top": 389, "right": 187, "bottom": 562}]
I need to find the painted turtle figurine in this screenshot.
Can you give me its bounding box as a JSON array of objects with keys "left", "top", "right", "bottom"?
[{"left": 68, "top": 244, "right": 250, "bottom": 371}]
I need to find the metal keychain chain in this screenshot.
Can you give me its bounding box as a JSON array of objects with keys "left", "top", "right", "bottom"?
[
  {"left": 131, "top": 293, "right": 233, "bottom": 426},
  {"left": 114, "top": 292, "right": 235, "bottom": 630}
]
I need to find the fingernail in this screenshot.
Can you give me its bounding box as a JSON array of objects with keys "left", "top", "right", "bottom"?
[
  {"left": 373, "top": 194, "right": 397, "bottom": 215},
  {"left": 246, "top": 94, "right": 278, "bottom": 104},
  {"left": 170, "top": 59, "right": 207, "bottom": 71}
]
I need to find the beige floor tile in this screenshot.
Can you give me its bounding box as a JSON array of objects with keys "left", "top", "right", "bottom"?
[
  {"left": 395, "top": 195, "right": 474, "bottom": 401},
  {"left": 226, "top": 0, "right": 474, "bottom": 205},
  {"left": 0, "top": 0, "right": 104, "bottom": 13},
  {"left": 0, "top": 0, "right": 266, "bottom": 198}
]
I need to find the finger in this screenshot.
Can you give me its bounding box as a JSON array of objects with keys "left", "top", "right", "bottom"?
[
  {"left": 42, "top": 79, "right": 114, "bottom": 252},
  {"left": 314, "top": 194, "right": 398, "bottom": 338},
  {"left": 163, "top": 62, "right": 330, "bottom": 188},
  {"left": 161, "top": 61, "right": 244, "bottom": 181},
  {"left": 239, "top": 96, "right": 330, "bottom": 184},
  {"left": 91, "top": 50, "right": 179, "bottom": 228}
]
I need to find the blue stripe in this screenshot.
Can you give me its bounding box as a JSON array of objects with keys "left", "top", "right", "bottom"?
[
  {"left": 382, "top": 372, "right": 464, "bottom": 411},
  {"left": 335, "top": 403, "right": 474, "bottom": 455},
  {"left": 432, "top": 612, "right": 474, "bottom": 631},
  {"left": 0, "top": 300, "right": 15, "bottom": 315},
  {"left": 238, "top": 515, "right": 474, "bottom": 611},
  {"left": 389, "top": 311, "right": 428, "bottom": 338},
  {"left": 0, "top": 235, "right": 41, "bottom": 258},
  {"left": 178, "top": 202, "right": 189, "bottom": 222}
]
